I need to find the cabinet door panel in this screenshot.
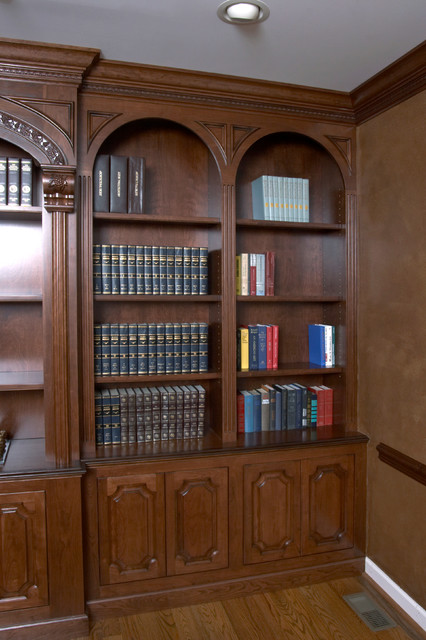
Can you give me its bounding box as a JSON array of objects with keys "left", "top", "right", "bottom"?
[
  {"left": 98, "top": 473, "right": 166, "bottom": 585},
  {"left": 0, "top": 490, "right": 48, "bottom": 611},
  {"left": 244, "top": 461, "right": 301, "bottom": 564},
  {"left": 301, "top": 455, "right": 354, "bottom": 555},
  {"left": 166, "top": 467, "right": 228, "bottom": 575}
]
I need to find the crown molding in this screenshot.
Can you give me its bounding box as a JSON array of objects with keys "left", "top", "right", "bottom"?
[{"left": 351, "top": 41, "right": 426, "bottom": 124}]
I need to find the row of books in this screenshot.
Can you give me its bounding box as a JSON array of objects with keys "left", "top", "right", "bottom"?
[
  {"left": 236, "top": 252, "right": 275, "bottom": 296},
  {"left": 237, "top": 383, "right": 333, "bottom": 433},
  {"left": 94, "top": 244, "right": 208, "bottom": 296},
  {"left": 308, "top": 324, "right": 335, "bottom": 367},
  {"left": 95, "top": 384, "right": 206, "bottom": 445},
  {"left": 94, "top": 322, "right": 209, "bottom": 377},
  {"left": 251, "top": 175, "right": 309, "bottom": 222},
  {"left": 0, "top": 157, "right": 33, "bottom": 206},
  {"left": 93, "top": 154, "right": 145, "bottom": 213},
  {"left": 237, "top": 324, "right": 279, "bottom": 371}
]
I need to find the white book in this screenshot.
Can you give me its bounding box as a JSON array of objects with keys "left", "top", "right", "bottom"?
[
  {"left": 255, "top": 253, "right": 265, "bottom": 296},
  {"left": 241, "top": 253, "right": 249, "bottom": 296},
  {"left": 302, "top": 178, "right": 309, "bottom": 222},
  {"left": 277, "top": 176, "right": 285, "bottom": 221}
]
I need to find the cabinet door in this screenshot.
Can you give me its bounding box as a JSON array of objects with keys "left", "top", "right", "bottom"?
[
  {"left": 243, "top": 460, "right": 301, "bottom": 564},
  {"left": 166, "top": 467, "right": 228, "bottom": 575},
  {"left": 98, "top": 473, "right": 166, "bottom": 585},
  {"left": 301, "top": 454, "right": 354, "bottom": 555},
  {"left": 0, "top": 490, "right": 48, "bottom": 611}
]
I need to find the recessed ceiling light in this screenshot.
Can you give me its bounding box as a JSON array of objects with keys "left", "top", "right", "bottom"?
[{"left": 217, "top": 1, "right": 270, "bottom": 24}]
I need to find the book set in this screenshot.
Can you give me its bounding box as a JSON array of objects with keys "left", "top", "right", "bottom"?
[
  {"left": 94, "top": 321, "right": 209, "bottom": 377},
  {"left": 237, "top": 324, "right": 279, "bottom": 371},
  {"left": 0, "top": 157, "right": 33, "bottom": 206},
  {"left": 94, "top": 244, "right": 208, "bottom": 296},
  {"left": 308, "top": 323, "right": 336, "bottom": 367},
  {"left": 93, "top": 154, "right": 145, "bottom": 213},
  {"left": 251, "top": 174, "right": 309, "bottom": 222},
  {"left": 236, "top": 251, "right": 275, "bottom": 296},
  {"left": 95, "top": 383, "right": 206, "bottom": 446},
  {"left": 237, "top": 383, "right": 333, "bottom": 433}
]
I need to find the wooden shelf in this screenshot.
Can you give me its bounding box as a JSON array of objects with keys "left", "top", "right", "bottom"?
[
  {"left": 95, "top": 294, "right": 221, "bottom": 303},
  {"left": 0, "top": 206, "right": 42, "bottom": 221},
  {"left": 237, "top": 363, "right": 343, "bottom": 377},
  {"left": 236, "top": 219, "right": 344, "bottom": 232},
  {"left": 0, "top": 294, "right": 42, "bottom": 303},
  {"left": 237, "top": 295, "right": 344, "bottom": 303},
  {"left": 0, "top": 371, "right": 44, "bottom": 391},
  {"left": 94, "top": 212, "right": 221, "bottom": 226},
  {"left": 95, "top": 371, "right": 220, "bottom": 385}
]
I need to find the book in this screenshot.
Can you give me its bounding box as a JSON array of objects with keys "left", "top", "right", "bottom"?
[
  {"left": 165, "top": 322, "right": 174, "bottom": 374},
  {"left": 7, "top": 158, "right": 20, "bottom": 205},
  {"left": 173, "top": 323, "right": 182, "bottom": 373},
  {"left": 93, "top": 324, "right": 102, "bottom": 376},
  {"left": 156, "top": 323, "right": 166, "bottom": 374},
  {"left": 175, "top": 246, "right": 184, "bottom": 295},
  {"left": 240, "top": 253, "right": 249, "bottom": 296},
  {"left": 198, "top": 322, "right": 208, "bottom": 373},
  {"left": 236, "top": 255, "right": 241, "bottom": 295},
  {"left": 152, "top": 246, "right": 160, "bottom": 295},
  {"left": 110, "top": 155, "right": 127, "bottom": 212},
  {"left": 319, "top": 385, "right": 333, "bottom": 425},
  {"left": 109, "top": 388, "right": 121, "bottom": 444},
  {"left": 100, "top": 323, "right": 111, "bottom": 376},
  {"left": 237, "top": 391, "right": 245, "bottom": 434},
  {"left": 265, "top": 251, "right": 275, "bottom": 296},
  {"left": 271, "top": 324, "right": 279, "bottom": 369},
  {"left": 248, "top": 324, "right": 259, "bottom": 370},
  {"left": 93, "top": 154, "right": 109, "bottom": 212},
  {"left": 128, "top": 323, "right": 138, "bottom": 375},
  {"left": 181, "top": 322, "right": 191, "bottom": 373},
  {"left": 250, "top": 389, "right": 262, "bottom": 432},
  {"left": 251, "top": 175, "right": 270, "bottom": 220},
  {"left": 119, "top": 323, "right": 129, "bottom": 376},
  {"left": 136, "top": 245, "right": 145, "bottom": 294},
  {"left": 249, "top": 254, "right": 257, "bottom": 296},
  {"left": 109, "top": 323, "right": 120, "bottom": 376},
  {"left": 118, "top": 387, "right": 129, "bottom": 444},
  {"left": 143, "top": 245, "right": 153, "bottom": 295},
  {"left": 119, "top": 244, "right": 128, "bottom": 295},
  {"left": 257, "top": 324, "right": 267, "bottom": 370},
  {"left": 101, "top": 389, "right": 112, "bottom": 444},
  {"left": 128, "top": 156, "right": 145, "bottom": 214},
  {"left": 167, "top": 246, "right": 175, "bottom": 295},
  {"left": 95, "top": 390, "right": 103, "bottom": 445},
  {"left": 285, "top": 384, "right": 297, "bottom": 430},
  {"left": 308, "top": 324, "right": 326, "bottom": 367},
  {"left": 257, "top": 386, "right": 270, "bottom": 431},
  {"left": 183, "top": 247, "right": 192, "bottom": 295},
  {"left": 101, "top": 244, "right": 112, "bottom": 295},
  {"left": 127, "top": 245, "right": 136, "bottom": 295},
  {"left": 190, "top": 247, "right": 200, "bottom": 295},
  {"left": 255, "top": 253, "right": 265, "bottom": 296},
  {"left": 190, "top": 322, "right": 199, "bottom": 373},
  {"left": 127, "top": 387, "right": 136, "bottom": 443},
  {"left": 0, "top": 157, "right": 6, "bottom": 205},
  {"left": 238, "top": 326, "right": 249, "bottom": 371},
  {"left": 148, "top": 323, "right": 157, "bottom": 375},
  {"left": 93, "top": 245, "right": 102, "bottom": 295},
  {"left": 262, "top": 384, "right": 276, "bottom": 431},
  {"left": 241, "top": 390, "right": 254, "bottom": 433},
  {"left": 137, "top": 323, "right": 148, "bottom": 375},
  {"left": 20, "top": 159, "right": 32, "bottom": 206}
]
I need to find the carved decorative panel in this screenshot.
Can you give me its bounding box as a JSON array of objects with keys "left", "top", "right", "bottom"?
[
  {"left": 42, "top": 166, "right": 75, "bottom": 213},
  {"left": 98, "top": 474, "right": 166, "bottom": 585},
  {"left": 326, "top": 135, "right": 353, "bottom": 175},
  {"left": 244, "top": 461, "right": 301, "bottom": 564},
  {"left": 198, "top": 122, "right": 258, "bottom": 164},
  {"left": 301, "top": 455, "right": 354, "bottom": 555},
  {"left": 0, "top": 491, "right": 48, "bottom": 611},
  {"left": 0, "top": 111, "right": 65, "bottom": 164},
  {"left": 13, "top": 99, "right": 74, "bottom": 145},
  {"left": 87, "top": 111, "right": 122, "bottom": 151},
  {"left": 166, "top": 467, "right": 228, "bottom": 575}
]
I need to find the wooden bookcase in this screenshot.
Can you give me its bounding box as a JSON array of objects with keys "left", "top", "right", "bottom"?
[{"left": 0, "top": 38, "right": 371, "bottom": 638}]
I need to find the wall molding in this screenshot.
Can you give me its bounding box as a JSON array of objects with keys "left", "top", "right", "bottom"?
[{"left": 365, "top": 558, "right": 426, "bottom": 632}]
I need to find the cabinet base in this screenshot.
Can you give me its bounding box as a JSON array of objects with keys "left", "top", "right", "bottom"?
[{"left": 0, "top": 614, "right": 89, "bottom": 640}]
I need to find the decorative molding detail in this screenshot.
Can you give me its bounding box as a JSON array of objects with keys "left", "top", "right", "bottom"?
[
  {"left": 198, "top": 122, "right": 258, "bottom": 164},
  {"left": 87, "top": 111, "right": 122, "bottom": 150},
  {"left": 0, "top": 64, "right": 86, "bottom": 85},
  {"left": 326, "top": 136, "right": 353, "bottom": 175},
  {"left": 13, "top": 98, "right": 74, "bottom": 145},
  {"left": 0, "top": 110, "right": 65, "bottom": 164},
  {"left": 198, "top": 122, "right": 227, "bottom": 162},
  {"left": 42, "top": 166, "right": 75, "bottom": 212},
  {"left": 377, "top": 443, "right": 426, "bottom": 486},
  {"left": 231, "top": 124, "right": 258, "bottom": 160}
]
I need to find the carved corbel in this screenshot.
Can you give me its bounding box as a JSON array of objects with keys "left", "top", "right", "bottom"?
[{"left": 41, "top": 165, "right": 75, "bottom": 213}]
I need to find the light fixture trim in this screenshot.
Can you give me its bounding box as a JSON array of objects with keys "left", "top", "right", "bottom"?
[{"left": 217, "top": 0, "right": 270, "bottom": 24}]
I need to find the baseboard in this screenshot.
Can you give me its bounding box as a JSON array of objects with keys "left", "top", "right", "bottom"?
[
  {"left": 0, "top": 614, "right": 89, "bottom": 640},
  {"left": 365, "top": 558, "right": 426, "bottom": 633}
]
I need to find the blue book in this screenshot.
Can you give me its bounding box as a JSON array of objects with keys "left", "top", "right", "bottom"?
[
  {"left": 144, "top": 245, "right": 153, "bottom": 295},
  {"left": 110, "top": 244, "right": 120, "bottom": 295},
  {"left": 119, "top": 323, "right": 129, "bottom": 376},
  {"left": 101, "top": 388, "right": 112, "bottom": 445},
  {"left": 128, "top": 323, "right": 138, "bottom": 375},
  {"left": 119, "top": 244, "right": 128, "bottom": 295},
  {"left": 274, "top": 384, "right": 287, "bottom": 430},
  {"left": 101, "top": 244, "right": 112, "bottom": 294},
  {"left": 199, "top": 247, "right": 208, "bottom": 295},
  {"left": 94, "top": 323, "right": 102, "bottom": 376},
  {"left": 165, "top": 322, "right": 174, "bottom": 374},
  {"left": 101, "top": 323, "right": 111, "bottom": 376},
  {"left": 137, "top": 323, "right": 148, "bottom": 375},
  {"left": 175, "top": 246, "right": 184, "bottom": 295},
  {"left": 95, "top": 390, "right": 103, "bottom": 445},
  {"left": 285, "top": 384, "right": 297, "bottom": 430},
  {"left": 148, "top": 323, "right": 157, "bottom": 375},
  {"left": 156, "top": 323, "right": 166, "bottom": 374},
  {"left": 136, "top": 245, "right": 144, "bottom": 294},
  {"left": 181, "top": 323, "right": 191, "bottom": 373},
  {"left": 288, "top": 383, "right": 303, "bottom": 428},
  {"left": 251, "top": 175, "right": 270, "bottom": 221},
  {"left": 109, "top": 388, "right": 121, "bottom": 444},
  {"left": 109, "top": 323, "right": 120, "bottom": 376},
  {"left": 127, "top": 245, "right": 136, "bottom": 295},
  {"left": 190, "top": 322, "right": 199, "bottom": 373},
  {"left": 293, "top": 383, "right": 308, "bottom": 427},
  {"left": 93, "top": 244, "right": 102, "bottom": 295},
  {"left": 308, "top": 324, "right": 326, "bottom": 367},
  {"left": 152, "top": 246, "right": 160, "bottom": 295},
  {"left": 274, "top": 385, "right": 282, "bottom": 431},
  {"left": 198, "top": 322, "right": 208, "bottom": 373},
  {"left": 257, "top": 324, "right": 267, "bottom": 370},
  {"left": 250, "top": 390, "right": 262, "bottom": 432},
  {"left": 183, "top": 247, "right": 192, "bottom": 295},
  {"left": 241, "top": 390, "right": 254, "bottom": 433},
  {"left": 159, "top": 246, "right": 167, "bottom": 294},
  {"left": 191, "top": 247, "right": 200, "bottom": 295},
  {"left": 173, "top": 323, "right": 182, "bottom": 373},
  {"left": 167, "top": 246, "right": 175, "bottom": 295},
  {"left": 248, "top": 324, "right": 259, "bottom": 371}
]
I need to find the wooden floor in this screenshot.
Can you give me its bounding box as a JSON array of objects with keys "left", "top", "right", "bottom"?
[{"left": 73, "top": 577, "right": 423, "bottom": 640}]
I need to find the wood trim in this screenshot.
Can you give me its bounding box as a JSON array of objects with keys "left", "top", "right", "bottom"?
[
  {"left": 376, "top": 443, "right": 426, "bottom": 486},
  {"left": 351, "top": 41, "right": 426, "bottom": 124}
]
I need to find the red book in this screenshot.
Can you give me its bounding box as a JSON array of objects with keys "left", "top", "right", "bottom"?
[
  {"left": 237, "top": 391, "right": 245, "bottom": 433},
  {"left": 272, "top": 324, "right": 279, "bottom": 369},
  {"left": 249, "top": 253, "right": 257, "bottom": 296},
  {"left": 266, "top": 325, "right": 273, "bottom": 369},
  {"left": 265, "top": 251, "right": 275, "bottom": 296},
  {"left": 319, "top": 385, "right": 333, "bottom": 425}
]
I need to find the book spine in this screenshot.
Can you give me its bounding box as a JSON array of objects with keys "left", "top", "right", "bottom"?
[
  {"left": 128, "top": 156, "right": 145, "bottom": 214},
  {"left": 101, "top": 244, "right": 112, "bottom": 295},
  {"left": 156, "top": 323, "right": 166, "bottom": 374},
  {"left": 175, "top": 246, "right": 184, "bottom": 295},
  {"left": 127, "top": 388, "right": 136, "bottom": 444},
  {"left": 190, "top": 322, "right": 199, "bottom": 373},
  {"left": 93, "top": 154, "right": 110, "bottom": 212},
  {"left": 249, "top": 254, "right": 257, "bottom": 296},
  {"left": 109, "top": 244, "right": 119, "bottom": 295},
  {"left": 7, "top": 158, "right": 20, "bottom": 205},
  {"left": 119, "top": 244, "right": 128, "bottom": 295},
  {"left": 183, "top": 247, "right": 192, "bottom": 295},
  {"left": 165, "top": 322, "right": 174, "bottom": 374},
  {"left": 240, "top": 253, "right": 249, "bottom": 296},
  {"left": 236, "top": 255, "right": 241, "bottom": 295},
  {"left": 255, "top": 253, "right": 265, "bottom": 296},
  {"left": 239, "top": 326, "right": 249, "bottom": 371},
  {"left": 174, "top": 386, "right": 184, "bottom": 439},
  {"left": 143, "top": 245, "right": 153, "bottom": 294},
  {"left": 199, "top": 247, "right": 208, "bottom": 295},
  {"left": 303, "top": 178, "right": 309, "bottom": 222},
  {"left": 119, "top": 323, "right": 129, "bottom": 376},
  {"left": 95, "top": 390, "right": 103, "bottom": 445},
  {"left": 0, "top": 157, "right": 6, "bottom": 205},
  {"left": 257, "top": 324, "right": 267, "bottom": 370},
  {"left": 110, "top": 155, "right": 128, "bottom": 213},
  {"left": 237, "top": 392, "right": 245, "bottom": 434},
  {"left": 101, "top": 389, "right": 112, "bottom": 445},
  {"left": 142, "top": 388, "right": 153, "bottom": 441},
  {"left": 127, "top": 245, "right": 136, "bottom": 295},
  {"left": 134, "top": 388, "right": 144, "bottom": 443},
  {"left": 93, "top": 244, "right": 102, "bottom": 295},
  {"left": 20, "top": 159, "right": 32, "bottom": 206},
  {"left": 101, "top": 323, "right": 111, "bottom": 376},
  {"left": 128, "top": 323, "right": 138, "bottom": 375},
  {"left": 109, "top": 323, "right": 120, "bottom": 376},
  {"left": 265, "top": 251, "right": 275, "bottom": 296},
  {"left": 251, "top": 390, "right": 262, "bottom": 432},
  {"left": 166, "top": 246, "right": 175, "bottom": 295},
  {"left": 266, "top": 325, "right": 273, "bottom": 369},
  {"left": 181, "top": 322, "right": 191, "bottom": 373},
  {"left": 272, "top": 324, "right": 279, "bottom": 369},
  {"left": 137, "top": 323, "right": 148, "bottom": 375},
  {"left": 110, "top": 389, "right": 121, "bottom": 444},
  {"left": 151, "top": 386, "right": 160, "bottom": 441},
  {"left": 94, "top": 324, "right": 102, "bottom": 376},
  {"left": 118, "top": 388, "right": 129, "bottom": 445},
  {"left": 136, "top": 245, "right": 145, "bottom": 294},
  {"left": 191, "top": 247, "right": 200, "bottom": 295},
  {"left": 173, "top": 323, "right": 182, "bottom": 374},
  {"left": 308, "top": 324, "right": 326, "bottom": 367},
  {"left": 248, "top": 325, "right": 259, "bottom": 371},
  {"left": 286, "top": 385, "right": 297, "bottom": 429},
  {"left": 152, "top": 246, "right": 160, "bottom": 295},
  {"left": 198, "top": 322, "right": 208, "bottom": 373}
]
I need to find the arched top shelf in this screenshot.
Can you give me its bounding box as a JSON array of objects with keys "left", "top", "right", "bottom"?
[
  {"left": 92, "top": 118, "right": 222, "bottom": 221},
  {"left": 236, "top": 131, "right": 347, "bottom": 226}
]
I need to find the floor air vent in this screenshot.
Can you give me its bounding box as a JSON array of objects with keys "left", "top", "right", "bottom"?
[{"left": 343, "top": 592, "right": 396, "bottom": 632}]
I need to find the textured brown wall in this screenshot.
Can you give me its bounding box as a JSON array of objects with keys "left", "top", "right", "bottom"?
[{"left": 357, "top": 90, "right": 426, "bottom": 607}]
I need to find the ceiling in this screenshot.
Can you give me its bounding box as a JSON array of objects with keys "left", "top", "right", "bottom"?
[{"left": 1, "top": 0, "right": 425, "bottom": 92}]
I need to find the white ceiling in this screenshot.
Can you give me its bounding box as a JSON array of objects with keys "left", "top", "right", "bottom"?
[{"left": 1, "top": 0, "right": 425, "bottom": 92}]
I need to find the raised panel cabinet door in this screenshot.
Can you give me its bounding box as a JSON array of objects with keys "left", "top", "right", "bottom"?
[
  {"left": 98, "top": 473, "right": 166, "bottom": 585},
  {"left": 166, "top": 467, "right": 228, "bottom": 575},
  {"left": 0, "top": 490, "right": 48, "bottom": 611},
  {"left": 243, "top": 460, "right": 301, "bottom": 564},
  {"left": 301, "top": 454, "right": 354, "bottom": 555}
]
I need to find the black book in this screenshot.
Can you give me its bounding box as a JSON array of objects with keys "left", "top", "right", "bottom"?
[
  {"left": 274, "top": 384, "right": 287, "bottom": 430},
  {"left": 198, "top": 322, "right": 208, "bottom": 373},
  {"left": 174, "top": 246, "right": 184, "bottom": 295},
  {"left": 128, "top": 156, "right": 145, "bottom": 214},
  {"left": 262, "top": 384, "right": 276, "bottom": 431},
  {"left": 94, "top": 324, "right": 102, "bottom": 376},
  {"left": 119, "top": 244, "right": 128, "bottom": 295},
  {"left": 101, "top": 388, "right": 112, "bottom": 445},
  {"left": 110, "top": 323, "right": 120, "bottom": 376},
  {"left": 173, "top": 323, "right": 182, "bottom": 374},
  {"left": 156, "top": 323, "right": 166, "bottom": 375},
  {"left": 166, "top": 246, "right": 175, "bottom": 295},
  {"left": 143, "top": 245, "right": 153, "bottom": 295},
  {"left": 101, "top": 323, "right": 111, "bottom": 376},
  {"left": 183, "top": 246, "right": 192, "bottom": 295},
  {"left": 118, "top": 387, "right": 129, "bottom": 444},
  {"left": 93, "top": 244, "right": 102, "bottom": 295},
  {"left": 136, "top": 245, "right": 145, "bottom": 294},
  {"left": 199, "top": 247, "right": 208, "bottom": 295},
  {"left": 110, "top": 388, "right": 121, "bottom": 444},
  {"left": 191, "top": 247, "right": 200, "bottom": 295},
  {"left": 119, "top": 323, "right": 129, "bottom": 376},
  {"left": 285, "top": 384, "right": 297, "bottom": 430},
  {"left": 137, "top": 323, "right": 148, "bottom": 375},
  {"left": 20, "top": 158, "right": 32, "bottom": 206},
  {"left": 128, "top": 323, "right": 138, "bottom": 375},
  {"left": 110, "top": 155, "right": 128, "bottom": 213},
  {"left": 93, "top": 154, "right": 110, "bottom": 212},
  {"left": 293, "top": 383, "right": 308, "bottom": 427},
  {"left": 7, "top": 158, "right": 20, "bottom": 206},
  {"left": 165, "top": 322, "right": 174, "bottom": 374},
  {"left": 95, "top": 390, "right": 103, "bottom": 446},
  {"left": 101, "top": 244, "right": 112, "bottom": 294},
  {"left": 110, "top": 244, "right": 120, "bottom": 295},
  {"left": 127, "top": 387, "right": 136, "bottom": 444},
  {"left": 127, "top": 245, "right": 136, "bottom": 295},
  {"left": 0, "top": 157, "right": 6, "bottom": 205},
  {"left": 148, "top": 323, "right": 157, "bottom": 375},
  {"left": 152, "top": 246, "right": 160, "bottom": 295}
]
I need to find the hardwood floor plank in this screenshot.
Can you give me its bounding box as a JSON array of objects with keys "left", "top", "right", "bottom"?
[
  {"left": 185, "top": 601, "right": 240, "bottom": 640},
  {"left": 120, "top": 608, "right": 180, "bottom": 640}
]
